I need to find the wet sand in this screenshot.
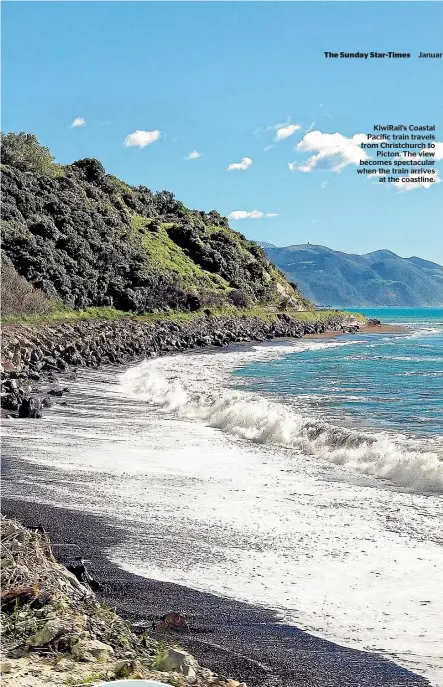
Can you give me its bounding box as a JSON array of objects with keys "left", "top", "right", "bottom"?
[
  {"left": 304, "top": 323, "right": 407, "bottom": 339},
  {"left": 2, "top": 320, "right": 427, "bottom": 687},
  {"left": 1, "top": 482, "right": 430, "bottom": 687}
]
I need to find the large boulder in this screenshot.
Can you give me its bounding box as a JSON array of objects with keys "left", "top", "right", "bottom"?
[{"left": 154, "top": 647, "right": 196, "bottom": 678}]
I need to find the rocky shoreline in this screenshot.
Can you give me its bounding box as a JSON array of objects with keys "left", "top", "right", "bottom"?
[
  {"left": 2, "top": 311, "right": 430, "bottom": 687},
  {"left": 1, "top": 311, "right": 363, "bottom": 418}
]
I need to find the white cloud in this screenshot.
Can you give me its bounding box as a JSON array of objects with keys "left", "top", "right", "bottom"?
[
  {"left": 185, "top": 150, "right": 201, "bottom": 160},
  {"left": 396, "top": 169, "right": 441, "bottom": 192},
  {"left": 71, "top": 117, "right": 85, "bottom": 128},
  {"left": 400, "top": 141, "right": 437, "bottom": 161},
  {"left": 321, "top": 180, "right": 327, "bottom": 188},
  {"left": 275, "top": 123, "right": 301, "bottom": 141},
  {"left": 263, "top": 145, "right": 274, "bottom": 153},
  {"left": 124, "top": 129, "right": 161, "bottom": 148},
  {"left": 229, "top": 210, "right": 278, "bottom": 220},
  {"left": 295, "top": 130, "right": 367, "bottom": 173},
  {"left": 227, "top": 156, "right": 252, "bottom": 171},
  {"left": 305, "top": 121, "right": 316, "bottom": 133}
]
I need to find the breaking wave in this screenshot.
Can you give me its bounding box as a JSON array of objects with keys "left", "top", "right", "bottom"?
[{"left": 120, "top": 359, "right": 443, "bottom": 494}]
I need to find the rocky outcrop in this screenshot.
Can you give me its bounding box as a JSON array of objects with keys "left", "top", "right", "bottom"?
[{"left": 1, "top": 312, "right": 361, "bottom": 417}]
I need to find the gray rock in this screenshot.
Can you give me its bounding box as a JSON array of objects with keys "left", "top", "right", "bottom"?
[
  {"left": 155, "top": 647, "right": 197, "bottom": 677},
  {"left": 70, "top": 638, "right": 114, "bottom": 663},
  {"left": 27, "top": 619, "right": 71, "bottom": 646}
]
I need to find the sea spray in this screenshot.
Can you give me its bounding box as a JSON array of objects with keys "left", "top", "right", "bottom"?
[{"left": 119, "top": 358, "right": 443, "bottom": 493}]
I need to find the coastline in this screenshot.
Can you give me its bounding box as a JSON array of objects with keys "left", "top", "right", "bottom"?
[
  {"left": 304, "top": 322, "right": 407, "bottom": 339},
  {"left": 1, "top": 493, "right": 430, "bottom": 687},
  {"left": 2, "top": 318, "right": 428, "bottom": 687},
  {"left": 1, "top": 309, "right": 365, "bottom": 419}
]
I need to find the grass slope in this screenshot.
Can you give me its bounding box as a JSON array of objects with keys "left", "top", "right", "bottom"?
[{"left": 2, "top": 305, "right": 359, "bottom": 328}]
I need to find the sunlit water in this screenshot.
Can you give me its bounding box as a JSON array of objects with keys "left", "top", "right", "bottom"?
[{"left": 2, "top": 308, "right": 442, "bottom": 685}]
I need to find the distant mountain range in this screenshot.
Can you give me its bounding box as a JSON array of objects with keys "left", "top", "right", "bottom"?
[{"left": 259, "top": 243, "right": 443, "bottom": 307}]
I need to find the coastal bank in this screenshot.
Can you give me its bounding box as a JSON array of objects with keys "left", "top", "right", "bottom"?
[{"left": 1, "top": 309, "right": 365, "bottom": 418}]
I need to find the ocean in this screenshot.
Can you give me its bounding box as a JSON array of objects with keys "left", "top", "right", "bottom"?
[{"left": 2, "top": 308, "right": 442, "bottom": 685}]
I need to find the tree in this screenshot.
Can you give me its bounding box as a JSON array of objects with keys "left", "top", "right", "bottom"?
[
  {"left": 153, "top": 190, "right": 178, "bottom": 215},
  {"left": 1, "top": 132, "right": 61, "bottom": 176}
]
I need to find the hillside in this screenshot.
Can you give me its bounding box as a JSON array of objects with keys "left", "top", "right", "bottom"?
[
  {"left": 260, "top": 243, "right": 443, "bottom": 307},
  {"left": 1, "top": 133, "right": 309, "bottom": 318}
]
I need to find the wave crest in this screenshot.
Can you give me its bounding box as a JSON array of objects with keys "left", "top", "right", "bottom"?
[{"left": 120, "top": 360, "right": 443, "bottom": 494}]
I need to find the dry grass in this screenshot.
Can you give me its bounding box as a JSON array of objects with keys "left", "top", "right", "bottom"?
[
  {"left": 0, "top": 519, "right": 238, "bottom": 686},
  {"left": 1, "top": 261, "right": 55, "bottom": 317},
  {"left": 1, "top": 518, "right": 91, "bottom": 619}
]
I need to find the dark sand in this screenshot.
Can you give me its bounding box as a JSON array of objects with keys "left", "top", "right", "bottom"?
[
  {"left": 2, "top": 322, "right": 428, "bottom": 687},
  {"left": 2, "top": 486, "right": 429, "bottom": 686},
  {"left": 304, "top": 323, "right": 408, "bottom": 340}
]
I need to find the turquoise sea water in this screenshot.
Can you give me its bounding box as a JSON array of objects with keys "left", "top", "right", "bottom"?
[
  {"left": 3, "top": 308, "right": 443, "bottom": 681},
  {"left": 234, "top": 308, "right": 443, "bottom": 439}
]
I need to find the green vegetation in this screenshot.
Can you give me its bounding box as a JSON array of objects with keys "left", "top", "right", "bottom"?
[
  {"left": 65, "top": 673, "right": 102, "bottom": 686},
  {"left": 132, "top": 215, "right": 229, "bottom": 291},
  {"left": 1, "top": 133, "right": 310, "bottom": 319},
  {"left": 149, "top": 641, "right": 170, "bottom": 671},
  {"left": 2, "top": 304, "right": 359, "bottom": 327},
  {"left": 1, "top": 132, "right": 64, "bottom": 178},
  {"left": 1, "top": 599, "right": 38, "bottom": 641}
]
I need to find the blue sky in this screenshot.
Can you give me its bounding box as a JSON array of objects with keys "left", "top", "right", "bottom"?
[{"left": 2, "top": 2, "right": 443, "bottom": 263}]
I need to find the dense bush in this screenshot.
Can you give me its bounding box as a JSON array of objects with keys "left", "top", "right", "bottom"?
[
  {"left": 1, "top": 132, "right": 63, "bottom": 178},
  {"left": 1, "top": 133, "right": 304, "bottom": 315},
  {"left": 228, "top": 289, "right": 250, "bottom": 308},
  {"left": 1, "top": 258, "right": 55, "bottom": 316}
]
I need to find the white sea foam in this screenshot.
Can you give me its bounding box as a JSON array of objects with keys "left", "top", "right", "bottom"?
[
  {"left": 3, "top": 331, "right": 443, "bottom": 685},
  {"left": 119, "top": 349, "right": 443, "bottom": 494},
  {"left": 407, "top": 327, "right": 442, "bottom": 338},
  {"left": 386, "top": 355, "right": 443, "bottom": 363}
]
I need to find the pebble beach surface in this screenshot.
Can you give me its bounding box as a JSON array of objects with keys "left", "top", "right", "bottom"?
[{"left": 2, "top": 494, "right": 430, "bottom": 687}]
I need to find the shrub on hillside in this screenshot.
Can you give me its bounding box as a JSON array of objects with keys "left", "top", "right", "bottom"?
[
  {"left": 199, "top": 290, "right": 227, "bottom": 309},
  {"left": 1, "top": 132, "right": 63, "bottom": 177},
  {"left": 1, "top": 259, "right": 55, "bottom": 316},
  {"left": 1, "top": 133, "right": 307, "bottom": 315},
  {"left": 228, "top": 289, "right": 250, "bottom": 308}
]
